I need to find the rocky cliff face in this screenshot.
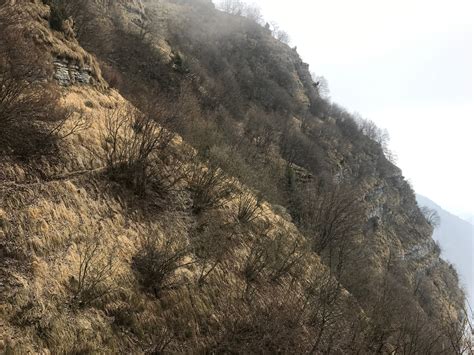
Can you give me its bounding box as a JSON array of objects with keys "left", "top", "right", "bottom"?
[{"left": 0, "top": 0, "right": 470, "bottom": 353}]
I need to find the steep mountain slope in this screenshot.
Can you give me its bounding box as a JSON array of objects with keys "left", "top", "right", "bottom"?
[
  {"left": 417, "top": 194, "right": 474, "bottom": 308},
  {"left": 0, "top": 0, "right": 472, "bottom": 353},
  {"left": 0, "top": 4, "right": 336, "bottom": 353}
]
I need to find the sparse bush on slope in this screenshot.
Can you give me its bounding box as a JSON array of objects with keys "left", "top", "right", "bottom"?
[
  {"left": 132, "top": 233, "right": 189, "bottom": 297},
  {"left": 190, "top": 212, "right": 237, "bottom": 285},
  {"left": 186, "top": 162, "right": 237, "bottom": 214},
  {"left": 101, "top": 102, "right": 175, "bottom": 195},
  {"left": 235, "top": 189, "right": 262, "bottom": 224},
  {"left": 242, "top": 226, "right": 307, "bottom": 296},
  {"left": 70, "top": 234, "right": 117, "bottom": 308}
]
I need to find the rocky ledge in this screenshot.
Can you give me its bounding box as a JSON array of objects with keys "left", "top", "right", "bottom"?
[{"left": 53, "top": 58, "right": 93, "bottom": 86}]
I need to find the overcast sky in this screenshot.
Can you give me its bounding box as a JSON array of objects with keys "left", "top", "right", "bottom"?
[{"left": 235, "top": 0, "right": 473, "bottom": 217}]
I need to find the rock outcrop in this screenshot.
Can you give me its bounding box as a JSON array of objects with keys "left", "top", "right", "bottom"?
[{"left": 53, "top": 58, "right": 93, "bottom": 86}]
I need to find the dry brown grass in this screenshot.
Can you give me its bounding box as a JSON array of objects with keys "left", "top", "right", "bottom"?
[
  {"left": 0, "top": 78, "right": 330, "bottom": 352},
  {"left": 0, "top": 82, "right": 340, "bottom": 352}
]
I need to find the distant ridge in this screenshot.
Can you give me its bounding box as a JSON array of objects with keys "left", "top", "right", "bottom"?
[{"left": 417, "top": 194, "right": 474, "bottom": 305}]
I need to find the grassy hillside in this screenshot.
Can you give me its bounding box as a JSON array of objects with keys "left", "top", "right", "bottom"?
[{"left": 0, "top": 0, "right": 472, "bottom": 353}]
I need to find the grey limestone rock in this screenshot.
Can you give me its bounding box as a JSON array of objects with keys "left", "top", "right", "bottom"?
[{"left": 53, "top": 58, "right": 93, "bottom": 86}]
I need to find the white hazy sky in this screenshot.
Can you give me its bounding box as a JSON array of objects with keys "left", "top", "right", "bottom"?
[{"left": 237, "top": 0, "right": 473, "bottom": 217}]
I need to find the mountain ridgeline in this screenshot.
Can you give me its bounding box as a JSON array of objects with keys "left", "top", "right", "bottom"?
[{"left": 0, "top": 0, "right": 472, "bottom": 353}]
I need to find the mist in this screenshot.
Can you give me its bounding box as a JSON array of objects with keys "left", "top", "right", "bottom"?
[{"left": 230, "top": 0, "right": 473, "bottom": 217}]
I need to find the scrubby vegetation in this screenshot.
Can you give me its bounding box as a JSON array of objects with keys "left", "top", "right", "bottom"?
[
  {"left": 0, "top": 12, "right": 88, "bottom": 156},
  {"left": 0, "top": 0, "right": 472, "bottom": 353}
]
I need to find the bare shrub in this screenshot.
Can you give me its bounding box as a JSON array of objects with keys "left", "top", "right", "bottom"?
[
  {"left": 1, "top": 96, "right": 90, "bottom": 156},
  {"left": 186, "top": 162, "right": 236, "bottom": 214},
  {"left": 191, "top": 214, "right": 238, "bottom": 285},
  {"left": 101, "top": 103, "right": 174, "bottom": 195},
  {"left": 213, "top": 288, "right": 309, "bottom": 353},
  {"left": 304, "top": 271, "right": 345, "bottom": 353},
  {"left": 45, "top": 107, "right": 91, "bottom": 140},
  {"left": 70, "top": 237, "right": 116, "bottom": 308},
  {"left": 297, "top": 183, "right": 364, "bottom": 255},
  {"left": 41, "top": 0, "right": 68, "bottom": 32},
  {"left": 243, "top": 228, "right": 306, "bottom": 291},
  {"left": 207, "top": 141, "right": 284, "bottom": 205},
  {"left": 0, "top": 65, "right": 51, "bottom": 132},
  {"left": 235, "top": 190, "right": 262, "bottom": 224},
  {"left": 243, "top": 108, "right": 277, "bottom": 158},
  {"left": 42, "top": 0, "right": 94, "bottom": 37},
  {"left": 266, "top": 233, "right": 307, "bottom": 283},
  {"left": 243, "top": 237, "right": 269, "bottom": 285},
  {"left": 132, "top": 234, "right": 189, "bottom": 297}
]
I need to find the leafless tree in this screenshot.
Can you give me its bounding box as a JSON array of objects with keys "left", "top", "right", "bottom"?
[
  {"left": 279, "top": 123, "right": 314, "bottom": 166},
  {"left": 311, "top": 73, "right": 330, "bottom": 99},
  {"left": 217, "top": 0, "right": 244, "bottom": 15},
  {"left": 356, "top": 117, "right": 398, "bottom": 163},
  {"left": 357, "top": 118, "right": 389, "bottom": 146},
  {"left": 266, "top": 232, "right": 307, "bottom": 283},
  {"left": 276, "top": 30, "right": 290, "bottom": 44},
  {"left": 439, "top": 301, "right": 474, "bottom": 354},
  {"left": 42, "top": 0, "right": 96, "bottom": 39},
  {"left": 242, "top": 228, "right": 306, "bottom": 294},
  {"left": 299, "top": 183, "right": 364, "bottom": 256},
  {"left": 304, "top": 271, "right": 345, "bottom": 353},
  {"left": 270, "top": 21, "right": 290, "bottom": 44},
  {"left": 132, "top": 9, "right": 158, "bottom": 42},
  {"left": 420, "top": 206, "right": 441, "bottom": 229},
  {"left": 242, "top": 4, "right": 263, "bottom": 24},
  {"left": 243, "top": 109, "right": 278, "bottom": 158},
  {"left": 217, "top": 0, "right": 263, "bottom": 25}
]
